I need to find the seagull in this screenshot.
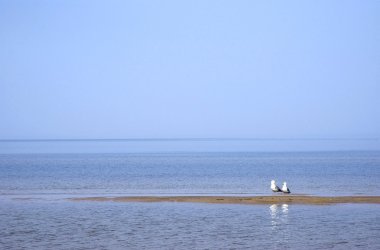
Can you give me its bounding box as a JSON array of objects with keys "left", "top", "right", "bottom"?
[
  {"left": 271, "top": 180, "right": 281, "bottom": 192},
  {"left": 281, "top": 182, "right": 291, "bottom": 193}
]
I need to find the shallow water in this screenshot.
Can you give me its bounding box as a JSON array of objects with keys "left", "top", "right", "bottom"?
[
  {"left": 1, "top": 140, "right": 380, "bottom": 249},
  {"left": 1, "top": 199, "right": 379, "bottom": 250}
]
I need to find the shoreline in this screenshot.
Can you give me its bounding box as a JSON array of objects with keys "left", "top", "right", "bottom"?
[{"left": 70, "top": 196, "right": 380, "bottom": 205}]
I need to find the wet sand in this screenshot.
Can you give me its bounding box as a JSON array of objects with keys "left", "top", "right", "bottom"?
[{"left": 70, "top": 196, "right": 380, "bottom": 205}]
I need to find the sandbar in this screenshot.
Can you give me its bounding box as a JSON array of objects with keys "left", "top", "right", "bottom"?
[{"left": 70, "top": 196, "right": 380, "bottom": 205}]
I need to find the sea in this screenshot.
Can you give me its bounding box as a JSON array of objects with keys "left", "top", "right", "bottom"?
[{"left": 0, "top": 139, "right": 380, "bottom": 249}]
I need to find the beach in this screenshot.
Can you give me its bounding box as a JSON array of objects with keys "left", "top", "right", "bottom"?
[{"left": 71, "top": 195, "right": 380, "bottom": 205}]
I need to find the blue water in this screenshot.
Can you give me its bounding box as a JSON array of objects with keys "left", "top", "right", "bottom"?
[
  {"left": 0, "top": 140, "right": 380, "bottom": 249},
  {"left": 1, "top": 151, "right": 380, "bottom": 197},
  {"left": 1, "top": 200, "right": 379, "bottom": 250}
]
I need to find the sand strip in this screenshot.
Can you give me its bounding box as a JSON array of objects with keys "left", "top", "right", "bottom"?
[{"left": 70, "top": 196, "right": 380, "bottom": 205}]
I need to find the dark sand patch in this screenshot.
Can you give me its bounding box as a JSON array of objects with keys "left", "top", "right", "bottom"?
[{"left": 70, "top": 196, "right": 380, "bottom": 205}]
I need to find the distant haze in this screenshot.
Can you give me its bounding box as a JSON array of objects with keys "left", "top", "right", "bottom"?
[{"left": 0, "top": 0, "right": 379, "bottom": 140}]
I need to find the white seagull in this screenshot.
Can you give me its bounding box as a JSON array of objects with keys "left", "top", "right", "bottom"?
[
  {"left": 281, "top": 182, "right": 291, "bottom": 193},
  {"left": 271, "top": 180, "right": 281, "bottom": 192}
]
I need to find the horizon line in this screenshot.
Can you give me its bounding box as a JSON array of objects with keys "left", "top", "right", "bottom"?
[{"left": 0, "top": 137, "right": 379, "bottom": 142}]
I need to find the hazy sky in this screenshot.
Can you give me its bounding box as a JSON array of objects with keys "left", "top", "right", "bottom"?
[{"left": 0, "top": 0, "right": 379, "bottom": 139}]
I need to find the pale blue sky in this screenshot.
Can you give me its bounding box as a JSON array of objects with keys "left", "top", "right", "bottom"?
[{"left": 0, "top": 0, "right": 379, "bottom": 139}]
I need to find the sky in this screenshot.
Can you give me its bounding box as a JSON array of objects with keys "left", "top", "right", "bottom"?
[{"left": 0, "top": 0, "right": 379, "bottom": 140}]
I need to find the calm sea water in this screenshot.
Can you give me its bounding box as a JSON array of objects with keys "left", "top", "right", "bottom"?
[
  {"left": 1, "top": 151, "right": 380, "bottom": 197},
  {"left": 0, "top": 140, "right": 380, "bottom": 249}
]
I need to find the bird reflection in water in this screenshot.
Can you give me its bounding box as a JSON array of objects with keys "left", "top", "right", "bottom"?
[
  {"left": 269, "top": 204, "right": 289, "bottom": 231},
  {"left": 282, "top": 204, "right": 289, "bottom": 214}
]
